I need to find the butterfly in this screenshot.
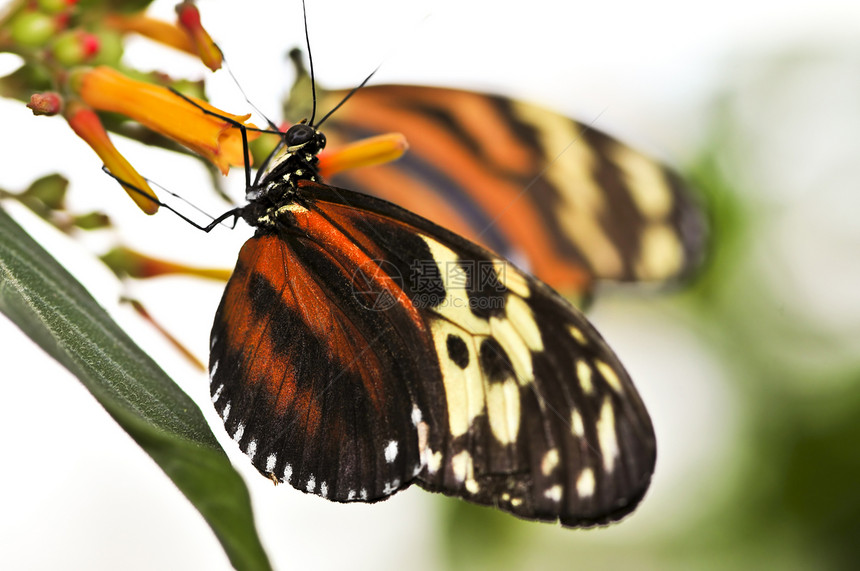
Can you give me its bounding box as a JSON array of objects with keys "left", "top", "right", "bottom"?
[
  {"left": 285, "top": 50, "right": 707, "bottom": 302},
  {"left": 205, "top": 114, "right": 657, "bottom": 528}
]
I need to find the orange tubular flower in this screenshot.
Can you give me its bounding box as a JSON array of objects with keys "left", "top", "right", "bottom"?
[
  {"left": 101, "top": 246, "right": 232, "bottom": 281},
  {"left": 72, "top": 66, "right": 257, "bottom": 174},
  {"left": 175, "top": 0, "right": 222, "bottom": 71},
  {"left": 104, "top": 13, "right": 196, "bottom": 55},
  {"left": 65, "top": 102, "right": 159, "bottom": 215},
  {"left": 318, "top": 133, "right": 409, "bottom": 179}
]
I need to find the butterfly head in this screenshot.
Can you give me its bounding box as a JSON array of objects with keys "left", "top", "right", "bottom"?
[
  {"left": 248, "top": 120, "right": 327, "bottom": 206},
  {"left": 285, "top": 121, "right": 326, "bottom": 155}
]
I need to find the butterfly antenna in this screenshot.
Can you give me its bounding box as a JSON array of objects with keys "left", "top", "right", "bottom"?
[
  {"left": 101, "top": 167, "right": 242, "bottom": 232},
  {"left": 220, "top": 51, "right": 281, "bottom": 132},
  {"left": 301, "top": 0, "right": 318, "bottom": 125},
  {"left": 315, "top": 11, "right": 430, "bottom": 128},
  {"left": 315, "top": 66, "right": 378, "bottom": 128}
]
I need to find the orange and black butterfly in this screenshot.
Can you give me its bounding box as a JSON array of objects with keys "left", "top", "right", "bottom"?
[
  {"left": 206, "top": 117, "right": 656, "bottom": 527},
  {"left": 150, "top": 16, "right": 708, "bottom": 524},
  {"left": 284, "top": 49, "right": 706, "bottom": 302},
  {"left": 183, "top": 60, "right": 664, "bottom": 524}
]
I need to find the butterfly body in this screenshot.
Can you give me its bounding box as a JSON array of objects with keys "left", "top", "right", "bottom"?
[{"left": 209, "top": 125, "right": 656, "bottom": 527}]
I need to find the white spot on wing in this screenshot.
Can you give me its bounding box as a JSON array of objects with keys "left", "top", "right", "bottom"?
[
  {"left": 596, "top": 397, "right": 619, "bottom": 473},
  {"left": 320, "top": 482, "right": 328, "bottom": 498},
  {"left": 425, "top": 449, "right": 443, "bottom": 475},
  {"left": 384, "top": 440, "right": 399, "bottom": 464},
  {"left": 221, "top": 402, "right": 231, "bottom": 422},
  {"left": 266, "top": 453, "right": 276, "bottom": 472},
  {"left": 233, "top": 422, "right": 245, "bottom": 442},
  {"left": 595, "top": 359, "right": 624, "bottom": 393},
  {"left": 544, "top": 484, "right": 562, "bottom": 502},
  {"left": 347, "top": 489, "right": 356, "bottom": 501},
  {"left": 568, "top": 325, "right": 587, "bottom": 345},
  {"left": 283, "top": 463, "right": 292, "bottom": 483},
  {"left": 541, "top": 449, "right": 560, "bottom": 476},
  {"left": 209, "top": 360, "right": 219, "bottom": 380},
  {"left": 306, "top": 475, "right": 316, "bottom": 493},
  {"left": 246, "top": 439, "right": 257, "bottom": 460},
  {"left": 576, "top": 359, "right": 594, "bottom": 394},
  {"left": 411, "top": 405, "right": 423, "bottom": 426},
  {"left": 577, "top": 467, "right": 596, "bottom": 498},
  {"left": 570, "top": 408, "right": 585, "bottom": 437},
  {"left": 451, "top": 450, "right": 473, "bottom": 482},
  {"left": 212, "top": 383, "right": 223, "bottom": 403},
  {"left": 486, "top": 379, "right": 521, "bottom": 445},
  {"left": 450, "top": 451, "right": 479, "bottom": 493}
]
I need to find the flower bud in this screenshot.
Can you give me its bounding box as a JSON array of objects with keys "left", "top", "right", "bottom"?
[
  {"left": 27, "top": 92, "right": 64, "bottom": 116},
  {"left": 175, "top": 0, "right": 222, "bottom": 71},
  {"left": 65, "top": 101, "right": 160, "bottom": 215},
  {"left": 10, "top": 11, "right": 58, "bottom": 47},
  {"left": 52, "top": 30, "right": 100, "bottom": 66}
]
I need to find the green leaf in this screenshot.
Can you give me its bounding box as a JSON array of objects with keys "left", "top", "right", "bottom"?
[{"left": 0, "top": 206, "right": 271, "bottom": 571}]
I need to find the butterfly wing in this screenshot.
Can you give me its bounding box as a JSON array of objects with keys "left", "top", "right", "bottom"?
[
  {"left": 210, "top": 180, "right": 655, "bottom": 526},
  {"left": 314, "top": 84, "right": 706, "bottom": 297},
  {"left": 209, "top": 215, "right": 440, "bottom": 502}
]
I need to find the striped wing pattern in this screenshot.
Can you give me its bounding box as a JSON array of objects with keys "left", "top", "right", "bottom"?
[
  {"left": 306, "top": 84, "right": 706, "bottom": 297},
  {"left": 209, "top": 181, "right": 656, "bottom": 526}
]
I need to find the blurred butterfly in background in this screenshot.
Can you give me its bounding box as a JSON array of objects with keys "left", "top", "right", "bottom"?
[{"left": 284, "top": 49, "right": 707, "bottom": 304}]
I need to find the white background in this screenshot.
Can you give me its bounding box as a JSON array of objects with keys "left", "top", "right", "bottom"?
[{"left": 2, "top": 0, "right": 860, "bottom": 569}]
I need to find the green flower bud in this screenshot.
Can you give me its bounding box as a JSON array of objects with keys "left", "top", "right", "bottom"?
[{"left": 10, "top": 11, "right": 58, "bottom": 47}]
